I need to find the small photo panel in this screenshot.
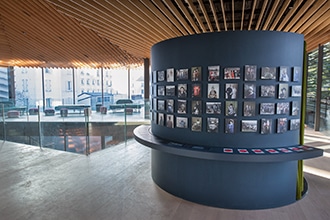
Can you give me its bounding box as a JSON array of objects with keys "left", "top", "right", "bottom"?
[
  {"left": 206, "top": 102, "right": 221, "bottom": 114},
  {"left": 279, "top": 66, "right": 290, "bottom": 82},
  {"left": 192, "top": 84, "right": 202, "bottom": 98},
  {"left": 243, "top": 101, "right": 256, "bottom": 117},
  {"left": 207, "top": 117, "right": 219, "bottom": 133},
  {"left": 260, "top": 85, "right": 275, "bottom": 97},
  {"left": 157, "top": 85, "right": 165, "bottom": 96},
  {"left": 166, "top": 85, "right": 175, "bottom": 96},
  {"left": 176, "top": 117, "right": 188, "bottom": 128},
  {"left": 208, "top": 83, "right": 219, "bottom": 99},
  {"left": 157, "top": 100, "right": 165, "bottom": 111},
  {"left": 191, "top": 66, "right": 202, "bottom": 81},
  {"left": 225, "top": 119, "right": 237, "bottom": 134},
  {"left": 191, "top": 117, "right": 202, "bottom": 132},
  {"left": 177, "top": 99, "right": 187, "bottom": 114},
  {"left": 158, "top": 70, "right": 165, "bottom": 82},
  {"left": 291, "top": 85, "right": 302, "bottom": 97},
  {"left": 292, "top": 101, "right": 300, "bottom": 116},
  {"left": 225, "top": 83, "right": 238, "bottom": 99},
  {"left": 244, "top": 65, "right": 257, "bottom": 81},
  {"left": 276, "top": 102, "right": 290, "bottom": 114},
  {"left": 208, "top": 65, "right": 220, "bottom": 81},
  {"left": 293, "top": 66, "right": 301, "bottom": 82},
  {"left": 158, "top": 113, "right": 164, "bottom": 126},
  {"left": 224, "top": 67, "right": 240, "bottom": 79},
  {"left": 261, "top": 119, "right": 272, "bottom": 134},
  {"left": 177, "top": 84, "right": 187, "bottom": 98},
  {"left": 166, "top": 99, "right": 174, "bottom": 113},
  {"left": 225, "top": 101, "right": 238, "bottom": 116},
  {"left": 261, "top": 67, "right": 276, "bottom": 80},
  {"left": 260, "top": 103, "right": 275, "bottom": 115},
  {"left": 192, "top": 100, "right": 202, "bottom": 115},
  {"left": 277, "top": 118, "right": 288, "bottom": 133},
  {"left": 244, "top": 83, "right": 256, "bottom": 99},
  {"left": 176, "top": 68, "right": 189, "bottom": 81},
  {"left": 152, "top": 71, "right": 157, "bottom": 83},
  {"left": 166, "top": 68, "right": 175, "bottom": 82},
  {"left": 241, "top": 120, "right": 258, "bottom": 132},
  {"left": 166, "top": 114, "right": 174, "bottom": 128},
  {"left": 278, "top": 83, "right": 289, "bottom": 99},
  {"left": 290, "top": 119, "right": 300, "bottom": 130}
]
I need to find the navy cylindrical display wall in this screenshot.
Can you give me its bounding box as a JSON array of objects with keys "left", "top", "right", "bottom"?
[{"left": 151, "top": 31, "right": 304, "bottom": 148}]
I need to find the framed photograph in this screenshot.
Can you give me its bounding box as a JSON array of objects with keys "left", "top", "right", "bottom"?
[
  {"left": 260, "top": 85, "right": 275, "bottom": 97},
  {"left": 192, "top": 100, "right": 202, "bottom": 115},
  {"left": 152, "top": 71, "right": 157, "bottom": 83},
  {"left": 260, "top": 103, "right": 275, "bottom": 115},
  {"left": 208, "top": 65, "right": 220, "bottom": 81},
  {"left": 241, "top": 120, "right": 258, "bottom": 132},
  {"left": 166, "top": 99, "right": 174, "bottom": 113},
  {"left": 291, "top": 85, "right": 301, "bottom": 97},
  {"left": 192, "top": 84, "right": 202, "bottom": 98},
  {"left": 292, "top": 101, "right": 300, "bottom": 116},
  {"left": 166, "top": 68, "right": 175, "bottom": 82},
  {"left": 278, "top": 83, "right": 289, "bottom": 99},
  {"left": 225, "top": 83, "right": 238, "bottom": 99},
  {"left": 279, "top": 66, "right": 290, "bottom": 82},
  {"left": 157, "top": 70, "right": 165, "bottom": 82},
  {"left": 290, "top": 119, "right": 300, "bottom": 130},
  {"left": 176, "top": 117, "right": 188, "bottom": 128},
  {"left": 158, "top": 113, "right": 164, "bottom": 126},
  {"left": 243, "top": 101, "right": 256, "bottom": 117},
  {"left": 261, "top": 67, "right": 276, "bottom": 80},
  {"left": 157, "top": 85, "right": 165, "bottom": 96},
  {"left": 157, "top": 100, "right": 165, "bottom": 111},
  {"left": 177, "top": 84, "right": 187, "bottom": 98},
  {"left": 207, "top": 117, "right": 219, "bottom": 132},
  {"left": 224, "top": 67, "right": 240, "bottom": 79},
  {"left": 191, "top": 66, "right": 202, "bottom": 81},
  {"left": 191, "top": 117, "right": 202, "bottom": 132},
  {"left": 293, "top": 66, "right": 301, "bottom": 82},
  {"left": 176, "top": 68, "right": 189, "bottom": 81},
  {"left": 166, "top": 85, "right": 175, "bottom": 96},
  {"left": 206, "top": 102, "right": 221, "bottom": 114},
  {"left": 225, "top": 119, "right": 237, "bottom": 134},
  {"left": 152, "top": 98, "right": 157, "bottom": 110},
  {"left": 208, "top": 83, "right": 219, "bottom": 99},
  {"left": 177, "top": 99, "right": 187, "bottom": 114},
  {"left": 276, "top": 102, "right": 290, "bottom": 114},
  {"left": 244, "top": 65, "right": 257, "bottom": 81},
  {"left": 225, "top": 101, "right": 238, "bottom": 116},
  {"left": 244, "top": 83, "right": 256, "bottom": 99},
  {"left": 277, "top": 118, "right": 288, "bottom": 133},
  {"left": 166, "top": 114, "right": 174, "bottom": 128},
  {"left": 261, "top": 119, "right": 272, "bottom": 134}
]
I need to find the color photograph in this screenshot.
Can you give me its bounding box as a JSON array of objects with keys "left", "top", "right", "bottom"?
[
  {"left": 191, "top": 66, "right": 202, "bottom": 81},
  {"left": 208, "top": 83, "right": 219, "bottom": 99},
  {"left": 208, "top": 65, "right": 220, "bottom": 81},
  {"left": 224, "top": 67, "right": 240, "bottom": 79}
]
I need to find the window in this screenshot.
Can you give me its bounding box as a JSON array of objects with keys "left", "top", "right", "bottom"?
[
  {"left": 67, "top": 81, "right": 72, "bottom": 91},
  {"left": 22, "top": 79, "right": 28, "bottom": 92},
  {"left": 87, "top": 79, "right": 90, "bottom": 85},
  {"left": 81, "top": 79, "right": 84, "bottom": 85},
  {"left": 45, "top": 79, "right": 51, "bottom": 92}
]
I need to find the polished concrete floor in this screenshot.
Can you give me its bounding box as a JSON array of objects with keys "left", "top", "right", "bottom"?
[{"left": 0, "top": 129, "right": 329, "bottom": 220}]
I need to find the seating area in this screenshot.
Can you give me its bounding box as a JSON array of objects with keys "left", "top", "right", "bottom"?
[{"left": 108, "top": 99, "right": 143, "bottom": 113}]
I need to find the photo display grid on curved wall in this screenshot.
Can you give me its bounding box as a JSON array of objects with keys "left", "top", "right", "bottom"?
[{"left": 151, "top": 65, "right": 302, "bottom": 135}]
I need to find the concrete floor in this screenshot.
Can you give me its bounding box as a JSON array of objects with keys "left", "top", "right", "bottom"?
[{"left": 0, "top": 129, "right": 329, "bottom": 220}]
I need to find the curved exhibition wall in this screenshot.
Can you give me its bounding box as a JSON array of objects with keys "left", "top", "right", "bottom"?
[{"left": 150, "top": 31, "right": 304, "bottom": 148}]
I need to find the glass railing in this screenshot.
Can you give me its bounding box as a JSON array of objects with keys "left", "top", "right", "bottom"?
[{"left": 0, "top": 99, "right": 150, "bottom": 155}]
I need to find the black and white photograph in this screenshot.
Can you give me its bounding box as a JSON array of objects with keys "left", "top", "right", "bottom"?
[
  {"left": 176, "top": 117, "right": 188, "bottom": 128},
  {"left": 166, "top": 114, "right": 174, "bottom": 128},
  {"left": 244, "top": 65, "right": 257, "bottom": 81},
  {"left": 261, "top": 67, "right": 276, "bottom": 80},
  {"left": 293, "top": 66, "right": 301, "bottom": 82},
  {"left": 290, "top": 118, "right": 300, "bottom": 130},
  {"left": 261, "top": 119, "right": 272, "bottom": 134},
  {"left": 208, "top": 65, "right": 220, "bottom": 81},
  {"left": 279, "top": 66, "right": 290, "bottom": 82},
  {"left": 157, "top": 100, "right": 165, "bottom": 111},
  {"left": 157, "top": 85, "right": 165, "bottom": 96},
  {"left": 224, "top": 67, "right": 240, "bottom": 79},
  {"left": 207, "top": 83, "right": 219, "bottom": 99},
  {"left": 192, "top": 100, "right": 202, "bottom": 115},
  {"left": 176, "top": 68, "right": 189, "bottom": 81},
  {"left": 225, "top": 101, "right": 238, "bottom": 116},
  {"left": 292, "top": 101, "right": 300, "bottom": 116},
  {"left": 225, "top": 119, "right": 236, "bottom": 134},
  {"left": 278, "top": 83, "right": 289, "bottom": 99},
  {"left": 291, "top": 85, "right": 302, "bottom": 97},
  {"left": 206, "top": 102, "right": 221, "bottom": 114},
  {"left": 244, "top": 83, "right": 256, "bottom": 99},
  {"left": 225, "top": 83, "right": 238, "bottom": 99},
  {"left": 157, "top": 70, "right": 165, "bottom": 82},
  {"left": 191, "top": 66, "right": 202, "bottom": 81},
  {"left": 166, "top": 99, "right": 174, "bottom": 113},
  {"left": 152, "top": 70, "right": 157, "bottom": 83},
  {"left": 191, "top": 117, "right": 202, "bottom": 132},
  {"left": 241, "top": 120, "right": 258, "bottom": 132},
  {"left": 243, "top": 101, "right": 256, "bottom": 117},
  {"left": 165, "top": 85, "right": 175, "bottom": 96},
  {"left": 207, "top": 117, "right": 219, "bottom": 133},
  {"left": 260, "top": 103, "right": 275, "bottom": 115},
  {"left": 166, "top": 68, "right": 175, "bottom": 82},
  {"left": 260, "top": 85, "right": 275, "bottom": 97},
  {"left": 158, "top": 113, "right": 164, "bottom": 126},
  {"left": 177, "top": 84, "right": 187, "bottom": 98},
  {"left": 276, "top": 102, "right": 290, "bottom": 114},
  {"left": 177, "top": 99, "right": 187, "bottom": 114},
  {"left": 192, "top": 84, "right": 202, "bottom": 98},
  {"left": 277, "top": 118, "right": 288, "bottom": 133}
]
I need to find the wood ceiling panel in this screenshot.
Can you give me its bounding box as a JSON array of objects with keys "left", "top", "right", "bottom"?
[{"left": 0, "top": 0, "right": 329, "bottom": 68}]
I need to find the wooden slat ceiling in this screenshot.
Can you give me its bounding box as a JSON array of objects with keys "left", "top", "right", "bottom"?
[{"left": 0, "top": 0, "right": 329, "bottom": 69}]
